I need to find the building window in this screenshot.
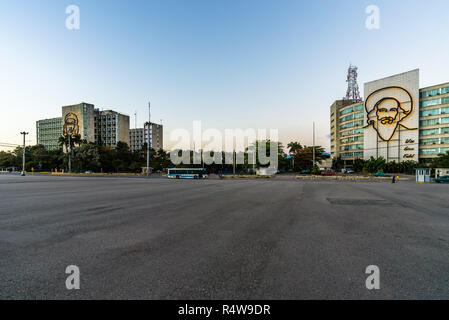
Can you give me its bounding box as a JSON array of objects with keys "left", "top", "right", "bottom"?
[{"left": 420, "top": 128, "right": 439, "bottom": 136}]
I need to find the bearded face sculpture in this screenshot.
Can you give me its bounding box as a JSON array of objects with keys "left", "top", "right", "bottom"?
[{"left": 365, "top": 87, "right": 417, "bottom": 141}]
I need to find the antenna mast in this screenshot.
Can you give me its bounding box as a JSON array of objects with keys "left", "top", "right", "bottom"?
[{"left": 344, "top": 65, "right": 362, "bottom": 102}]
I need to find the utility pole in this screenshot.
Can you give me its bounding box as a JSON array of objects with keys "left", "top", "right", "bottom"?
[
  {"left": 233, "top": 150, "right": 236, "bottom": 175},
  {"left": 312, "top": 122, "right": 316, "bottom": 168},
  {"left": 201, "top": 148, "right": 204, "bottom": 169},
  {"left": 253, "top": 148, "right": 255, "bottom": 174},
  {"left": 20, "top": 131, "right": 28, "bottom": 176},
  {"left": 146, "top": 101, "right": 151, "bottom": 178},
  {"left": 68, "top": 134, "right": 72, "bottom": 173}
]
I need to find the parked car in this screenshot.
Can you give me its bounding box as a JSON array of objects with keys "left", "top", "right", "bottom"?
[
  {"left": 435, "top": 175, "right": 449, "bottom": 183},
  {"left": 342, "top": 168, "right": 355, "bottom": 174},
  {"left": 300, "top": 169, "right": 311, "bottom": 174},
  {"left": 322, "top": 170, "right": 336, "bottom": 176},
  {"left": 374, "top": 172, "right": 390, "bottom": 177}
]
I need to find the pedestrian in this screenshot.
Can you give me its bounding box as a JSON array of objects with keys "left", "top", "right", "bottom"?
[{"left": 392, "top": 175, "right": 396, "bottom": 184}]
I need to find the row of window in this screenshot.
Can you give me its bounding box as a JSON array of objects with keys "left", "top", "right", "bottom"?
[
  {"left": 341, "top": 144, "right": 363, "bottom": 151},
  {"left": 341, "top": 152, "right": 363, "bottom": 158},
  {"left": 419, "top": 107, "right": 449, "bottom": 117},
  {"left": 420, "top": 137, "right": 449, "bottom": 145},
  {"left": 340, "top": 136, "right": 364, "bottom": 144},
  {"left": 340, "top": 112, "right": 364, "bottom": 123},
  {"left": 420, "top": 97, "right": 449, "bottom": 108},
  {"left": 420, "top": 87, "right": 449, "bottom": 98},
  {"left": 340, "top": 104, "right": 364, "bottom": 116},
  {"left": 340, "top": 120, "right": 364, "bottom": 130},
  {"left": 341, "top": 128, "right": 364, "bottom": 137},
  {"left": 420, "top": 147, "right": 449, "bottom": 155},
  {"left": 420, "top": 127, "right": 449, "bottom": 136},
  {"left": 420, "top": 117, "right": 449, "bottom": 127}
]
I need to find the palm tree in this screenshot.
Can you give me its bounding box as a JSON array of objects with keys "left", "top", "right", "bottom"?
[
  {"left": 58, "top": 134, "right": 82, "bottom": 151},
  {"left": 287, "top": 141, "right": 302, "bottom": 155}
]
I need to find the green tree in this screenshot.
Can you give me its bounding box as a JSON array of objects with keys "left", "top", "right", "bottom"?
[
  {"left": 73, "top": 143, "right": 100, "bottom": 172},
  {"left": 293, "top": 146, "right": 325, "bottom": 171},
  {"left": 431, "top": 151, "right": 449, "bottom": 168},
  {"left": 287, "top": 142, "right": 302, "bottom": 155},
  {"left": 332, "top": 156, "right": 344, "bottom": 171},
  {"left": 244, "top": 140, "right": 287, "bottom": 172},
  {"left": 353, "top": 158, "right": 366, "bottom": 173},
  {"left": 363, "top": 156, "right": 386, "bottom": 174}
]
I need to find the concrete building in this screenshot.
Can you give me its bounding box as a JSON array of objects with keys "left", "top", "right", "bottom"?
[
  {"left": 36, "top": 117, "right": 63, "bottom": 150},
  {"left": 36, "top": 102, "right": 130, "bottom": 150},
  {"left": 330, "top": 69, "right": 449, "bottom": 164},
  {"left": 418, "top": 82, "right": 449, "bottom": 160},
  {"left": 62, "top": 103, "right": 96, "bottom": 142},
  {"left": 129, "top": 122, "right": 163, "bottom": 152},
  {"left": 330, "top": 100, "right": 364, "bottom": 162},
  {"left": 94, "top": 109, "right": 130, "bottom": 148}
]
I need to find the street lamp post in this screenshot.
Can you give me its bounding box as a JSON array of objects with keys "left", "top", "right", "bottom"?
[
  {"left": 312, "top": 122, "right": 316, "bottom": 168},
  {"left": 20, "top": 131, "right": 28, "bottom": 176},
  {"left": 146, "top": 101, "right": 151, "bottom": 178},
  {"left": 68, "top": 133, "right": 72, "bottom": 173}
]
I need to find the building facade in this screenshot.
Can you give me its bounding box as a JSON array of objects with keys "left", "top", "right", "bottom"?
[
  {"left": 330, "top": 69, "right": 449, "bottom": 164},
  {"left": 36, "top": 117, "right": 63, "bottom": 150},
  {"left": 330, "top": 100, "right": 364, "bottom": 162},
  {"left": 37, "top": 102, "right": 130, "bottom": 150},
  {"left": 94, "top": 109, "right": 130, "bottom": 148},
  {"left": 129, "top": 122, "right": 163, "bottom": 152},
  {"left": 61, "top": 103, "right": 96, "bottom": 142},
  {"left": 418, "top": 82, "right": 449, "bottom": 160}
]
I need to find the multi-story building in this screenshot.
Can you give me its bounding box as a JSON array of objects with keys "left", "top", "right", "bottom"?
[
  {"left": 94, "top": 109, "right": 130, "bottom": 148},
  {"left": 418, "top": 83, "right": 449, "bottom": 161},
  {"left": 62, "top": 103, "right": 96, "bottom": 142},
  {"left": 37, "top": 102, "right": 130, "bottom": 151},
  {"left": 330, "top": 100, "right": 364, "bottom": 163},
  {"left": 129, "top": 122, "right": 163, "bottom": 152},
  {"left": 36, "top": 117, "right": 63, "bottom": 150},
  {"left": 330, "top": 69, "right": 449, "bottom": 164}
]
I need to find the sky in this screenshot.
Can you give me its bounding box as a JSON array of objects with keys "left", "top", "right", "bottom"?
[{"left": 1, "top": 0, "right": 449, "bottom": 152}]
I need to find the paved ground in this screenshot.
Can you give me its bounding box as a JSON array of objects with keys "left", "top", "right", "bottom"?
[{"left": 0, "top": 174, "right": 448, "bottom": 299}]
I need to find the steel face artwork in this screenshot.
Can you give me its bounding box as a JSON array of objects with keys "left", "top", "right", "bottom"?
[
  {"left": 63, "top": 112, "right": 79, "bottom": 136},
  {"left": 365, "top": 86, "right": 417, "bottom": 141}
]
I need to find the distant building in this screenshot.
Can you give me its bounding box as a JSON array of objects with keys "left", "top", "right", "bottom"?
[
  {"left": 330, "top": 69, "right": 449, "bottom": 164},
  {"left": 94, "top": 109, "right": 130, "bottom": 148},
  {"left": 62, "top": 103, "right": 96, "bottom": 142},
  {"left": 37, "top": 102, "right": 130, "bottom": 151},
  {"left": 330, "top": 100, "right": 364, "bottom": 162},
  {"left": 129, "top": 122, "right": 163, "bottom": 152},
  {"left": 36, "top": 102, "right": 163, "bottom": 152},
  {"left": 36, "top": 117, "right": 63, "bottom": 150}
]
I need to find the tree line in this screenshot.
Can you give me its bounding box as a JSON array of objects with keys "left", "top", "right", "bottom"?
[
  {"left": 331, "top": 152, "right": 449, "bottom": 174},
  {"left": 0, "top": 138, "right": 326, "bottom": 173}
]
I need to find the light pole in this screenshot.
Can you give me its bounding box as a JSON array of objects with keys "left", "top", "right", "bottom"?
[
  {"left": 146, "top": 101, "right": 151, "bottom": 178},
  {"left": 312, "top": 122, "right": 316, "bottom": 168},
  {"left": 20, "top": 131, "right": 28, "bottom": 176},
  {"left": 68, "top": 133, "right": 72, "bottom": 173}
]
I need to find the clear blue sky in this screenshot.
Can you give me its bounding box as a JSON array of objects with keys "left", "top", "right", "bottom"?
[{"left": 1, "top": 0, "right": 449, "bottom": 151}]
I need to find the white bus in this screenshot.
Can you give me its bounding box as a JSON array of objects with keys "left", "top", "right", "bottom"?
[{"left": 167, "top": 168, "right": 208, "bottom": 179}]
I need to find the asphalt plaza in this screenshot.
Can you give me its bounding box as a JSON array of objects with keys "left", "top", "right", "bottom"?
[{"left": 0, "top": 174, "right": 448, "bottom": 299}]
